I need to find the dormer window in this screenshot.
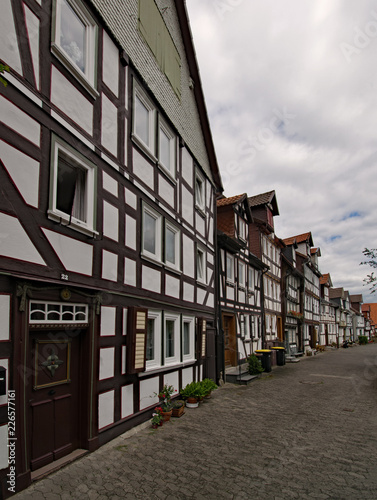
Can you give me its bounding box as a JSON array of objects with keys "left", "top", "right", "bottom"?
[{"left": 238, "top": 217, "right": 246, "bottom": 241}]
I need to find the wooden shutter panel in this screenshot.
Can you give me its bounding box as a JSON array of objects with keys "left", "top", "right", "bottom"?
[
  {"left": 197, "top": 318, "right": 207, "bottom": 360},
  {"left": 127, "top": 307, "right": 148, "bottom": 373}
]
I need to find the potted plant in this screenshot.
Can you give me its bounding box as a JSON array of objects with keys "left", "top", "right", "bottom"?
[
  {"left": 200, "top": 378, "right": 217, "bottom": 398},
  {"left": 171, "top": 399, "right": 185, "bottom": 418},
  {"left": 151, "top": 407, "right": 163, "bottom": 428},
  {"left": 180, "top": 381, "right": 203, "bottom": 408},
  {"left": 247, "top": 354, "right": 264, "bottom": 375},
  {"left": 155, "top": 384, "right": 177, "bottom": 421}
]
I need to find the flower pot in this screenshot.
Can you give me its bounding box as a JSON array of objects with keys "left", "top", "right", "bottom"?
[
  {"left": 151, "top": 423, "right": 159, "bottom": 429},
  {"left": 186, "top": 397, "right": 199, "bottom": 408},
  {"left": 161, "top": 410, "right": 173, "bottom": 422},
  {"left": 172, "top": 405, "right": 185, "bottom": 418}
]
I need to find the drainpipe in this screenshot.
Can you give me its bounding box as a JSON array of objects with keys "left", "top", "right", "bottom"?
[{"left": 261, "top": 267, "right": 268, "bottom": 349}]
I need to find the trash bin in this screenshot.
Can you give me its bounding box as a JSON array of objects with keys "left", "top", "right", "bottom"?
[
  {"left": 255, "top": 349, "right": 272, "bottom": 373},
  {"left": 271, "top": 347, "right": 285, "bottom": 366}
]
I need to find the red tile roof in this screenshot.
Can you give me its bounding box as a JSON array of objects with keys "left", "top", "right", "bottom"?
[
  {"left": 320, "top": 273, "right": 331, "bottom": 285},
  {"left": 283, "top": 232, "right": 313, "bottom": 246},
  {"left": 217, "top": 194, "right": 246, "bottom": 207},
  {"left": 363, "top": 303, "right": 377, "bottom": 325}
]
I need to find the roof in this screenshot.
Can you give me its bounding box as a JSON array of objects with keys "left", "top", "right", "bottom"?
[
  {"left": 283, "top": 232, "right": 313, "bottom": 247},
  {"left": 350, "top": 294, "right": 363, "bottom": 303},
  {"left": 329, "top": 287, "right": 344, "bottom": 299},
  {"left": 320, "top": 273, "right": 332, "bottom": 286},
  {"left": 311, "top": 247, "right": 321, "bottom": 256},
  {"left": 217, "top": 194, "right": 246, "bottom": 207},
  {"left": 248, "top": 190, "right": 279, "bottom": 215},
  {"left": 362, "top": 304, "right": 371, "bottom": 312},
  {"left": 363, "top": 303, "right": 377, "bottom": 325}
]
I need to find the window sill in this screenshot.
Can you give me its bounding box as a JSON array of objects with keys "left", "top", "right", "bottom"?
[
  {"left": 196, "top": 280, "right": 207, "bottom": 288},
  {"left": 47, "top": 210, "right": 98, "bottom": 238},
  {"left": 157, "top": 162, "right": 177, "bottom": 185},
  {"left": 131, "top": 134, "right": 157, "bottom": 164},
  {"left": 195, "top": 205, "right": 206, "bottom": 218},
  {"left": 140, "top": 359, "right": 196, "bottom": 377},
  {"left": 51, "top": 44, "right": 99, "bottom": 99},
  {"left": 140, "top": 254, "right": 164, "bottom": 268},
  {"left": 226, "top": 281, "right": 235, "bottom": 287}
]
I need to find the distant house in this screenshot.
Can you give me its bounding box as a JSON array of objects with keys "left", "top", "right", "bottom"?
[
  {"left": 319, "top": 273, "right": 338, "bottom": 345},
  {"left": 330, "top": 288, "right": 352, "bottom": 341},
  {"left": 350, "top": 295, "right": 365, "bottom": 340},
  {"left": 248, "top": 191, "right": 284, "bottom": 346},
  {"left": 0, "top": 0, "right": 223, "bottom": 494},
  {"left": 216, "top": 194, "right": 267, "bottom": 380}
]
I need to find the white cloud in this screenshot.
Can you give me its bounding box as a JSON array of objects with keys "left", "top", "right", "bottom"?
[{"left": 187, "top": 0, "right": 377, "bottom": 302}]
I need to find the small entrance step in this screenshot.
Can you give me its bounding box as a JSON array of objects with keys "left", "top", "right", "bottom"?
[{"left": 225, "top": 364, "right": 258, "bottom": 385}]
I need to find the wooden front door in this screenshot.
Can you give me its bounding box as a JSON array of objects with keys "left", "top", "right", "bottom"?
[
  {"left": 28, "top": 329, "right": 83, "bottom": 471},
  {"left": 223, "top": 314, "right": 237, "bottom": 366}
]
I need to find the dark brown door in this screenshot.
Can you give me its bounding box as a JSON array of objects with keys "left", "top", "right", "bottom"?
[
  {"left": 28, "top": 329, "right": 82, "bottom": 471},
  {"left": 223, "top": 314, "right": 237, "bottom": 366}
]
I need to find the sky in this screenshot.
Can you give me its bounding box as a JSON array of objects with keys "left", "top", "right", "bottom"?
[{"left": 186, "top": 0, "right": 377, "bottom": 303}]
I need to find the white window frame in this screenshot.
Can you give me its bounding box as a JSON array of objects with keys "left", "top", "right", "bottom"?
[
  {"left": 145, "top": 310, "right": 162, "bottom": 371},
  {"left": 132, "top": 84, "right": 156, "bottom": 157},
  {"left": 238, "top": 261, "right": 245, "bottom": 288},
  {"left": 164, "top": 220, "right": 180, "bottom": 271},
  {"left": 195, "top": 169, "right": 205, "bottom": 213},
  {"left": 248, "top": 266, "right": 255, "bottom": 290},
  {"left": 164, "top": 313, "right": 180, "bottom": 366},
  {"left": 141, "top": 203, "right": 162, "bottom": 263},
  {"left": 238, "top": 217, "right": 246, "bottom": 242},
  {"left": 51, "top": 0, "right": 98, "bottom": 97},
  {"left": 226, "top": 253, "right": 234, "bottom": 283},
  {"left": 48, "top": 134, "right": 97, "bottom": 236},
  {"left": 158, "top": 117, "right": 176, "bottom": 179},
  {"left": 196, "top": 245, "right": 207, "bottom": 284},
  {"left": 182, "top": 315, "right": 195, "bottom": 362}
]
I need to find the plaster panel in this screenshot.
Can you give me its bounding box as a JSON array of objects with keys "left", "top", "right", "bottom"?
[
  {"left": 0, "top": 425, "right": 8, "bottom": 470},
  {"left": 121, "top": 384, "right": 134, "bottom": 418},
  {"left": 124, "top": 258, "right": 136, "bottom": 287},
  {"left": 0, "top": 139, "right": 40, "bottom": 207},
  {"left": 226, "top": 286, "right": 235, "bottom": 301},
  {"left": 100, "top": 306, "right": 116, "bottom": 336},
  {"left": 133, "top": 148, "right": 154, "bottom": 189},
  {"left": 121, "top": 345, "right": 126, "bottom": 374},
  {"left": 181, "top": 185, "right": 193, "bottom": 226},
  {"left": 183, "top": 282, "right": 194, "bottom": 303},
  {"left": 125, "top": 188, "right": 137, "bottom": 210},
  {"left": 0, "top": 295, "right": 10, "bottom": 341},
  {"left": 51, "top": 66, "right": 93, "bottom": 135},
  {"left": 164, "top": 371, "right": 179, "bottom": 393},
  {"left": 165, "top": 274, "right": 180, "bottom": 299},
  {"left": 99, "top": 347, "right": 115, "bottom": 380},
  {"left": 103, "top": 201, "right": 119, "bottom": 241},
  {"left": 102, "top": 30, "right": 119, "bottom": 97},
  {"left": 142, "top": 266, "right": 161, "bottom": 294},
  {"left": 125, "top": 215, "right": 136, "bottom": 250},
  {"left": 181, "top": 367, "right": 193, "bottom": 388},
  {"left": 98, "top": 390, "right": 114, "bottom": 429},
  {"left": 43, "top": 228, "right": 93, "bottom": 275},
  {"left": 182, "top": 234, "right": 194, "bottom": 278},
  {"left": 101, "top": 93, "right": 118, "bottom": 156},
  {"left": 181, "top": 147, "right": 193, "bottom": 186},
  {"left": 196, "top": 287, "right": 205, "bottom": 305},
  {"left": 24, "top": 5, "right": 40, "bottom": 89},
  {"left": 1, "top": 213, "right": 45, "bottom": 266},
  {"left": 0, "top": 360, "right": 9, "bottom": 407},
  {"left": 139, "top": 376, "right": 159, "bottom": 410},
  {"left": 103, "top": 171, "right": 118, "bottom": 197},
  {"left": 102, "top": 250, "right": 118, "bottom": 281},
  {"left": 0, "top": 0, "right": 22, "bottom": 75},
  {"left": 195, "top": 212, "right": 205, "bottom": 236},
  {"left": 0, "top": 96, "right": 40, "bottom": 146},
  {"left": 158, "top": 174, "right": 174, "bottom": 208}
]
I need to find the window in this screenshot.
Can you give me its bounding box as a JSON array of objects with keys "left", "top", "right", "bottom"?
[
  {"left": 195, "top": 170, "right": 205, "bottom": 212},
  {"left": 196, "top": 246, "right": 207, "bottom": 284},
  {"left": 52, "top": 0, "right": 98, "bottom": 95},
  {"left": 145, "top": 310, "right": 161, "bottom": 370},
  {"left": 226, "top": 254, "right": 234, "bottom": 282},
  {"left": 142, "top": 204, "right": 162, "bottom": 262},
  {"left": 48, "top": 135, "right": 97, "bottom": 235},
  {"left": 164, "top": 221, "right": 180, "bottom": 271},
  {"left": 164, "top": 313, "right": 180, "bottom": 365},
  {"left": 133, "top": 85, "right": 156, "bottom": 155},
  {"left": 238, "top": 217, "right": 246, "bottom": 241},
  {"left": 182, "top": 316, "right": 195, "bottom": 361},
  {"left": 158, "top": 118, "right": 176, "bottom": 177},
  {"left": 238, "top": 261, "right": 245, "bottom": 287},
  {"left": 248, "top": 267, "right": 254, "bottom": 290}
]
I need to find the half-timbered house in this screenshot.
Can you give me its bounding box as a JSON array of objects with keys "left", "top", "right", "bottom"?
[
  {"left": 0, "top": 0, "right": 223, "bottom": 494},
  {"left": 216, "top": 194, "right": 266, "bottom": 382},
  {"left": 319, "top": 273, "right": 338, "bottom": 346}
]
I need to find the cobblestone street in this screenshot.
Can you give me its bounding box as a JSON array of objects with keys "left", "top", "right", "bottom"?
[{"left": 14, "top": 344, "right": 377, "bottom": 500}]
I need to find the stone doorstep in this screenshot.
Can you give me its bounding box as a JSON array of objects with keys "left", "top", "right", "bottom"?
[
  {"left": 30, "top": 449, "right": 88, "bottom": 482},
  {"left": 225, "top": 364, "right": 259, "bottom": 385}
]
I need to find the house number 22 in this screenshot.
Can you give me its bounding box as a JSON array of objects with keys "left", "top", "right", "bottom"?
[{"left": 60, "top": 273, "right": 69, "bottom": 281}]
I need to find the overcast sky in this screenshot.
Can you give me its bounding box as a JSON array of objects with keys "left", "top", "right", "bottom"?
[{"left": 186, "top": 0, "right": 377, "bottom": 303}]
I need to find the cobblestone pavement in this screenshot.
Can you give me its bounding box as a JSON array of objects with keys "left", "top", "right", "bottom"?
[{"left": 14, "top": 344, "right": 377, "bottom": 500}]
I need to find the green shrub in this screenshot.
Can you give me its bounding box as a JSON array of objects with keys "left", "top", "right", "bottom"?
[
  {"left": 247, "top": 354, "right": 264, "bottom": 375},
  {"left": 200, "top": 378, "right": 217, "bottom": 395},
  {"left": 358, "top": 335, "right": 369, "bottom": 345}
]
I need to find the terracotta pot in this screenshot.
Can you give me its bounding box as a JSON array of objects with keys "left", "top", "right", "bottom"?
[
  {"left": 152, "top": 423, "right": 158, "bottom": 429},
  {"left": 161, "top": 410, "right": 173, "bottom": 422},
  {"left": 186, "top": 397, "right": 199, "bottom": 408}
]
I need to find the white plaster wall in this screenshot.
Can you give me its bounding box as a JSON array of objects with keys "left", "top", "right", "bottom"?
[
  {"left": 0, "top": 0, "right": 22, "bottom": 75},
  {"left": 181, "top": 147, "right": 193, "bottom": 186},
  {"left": 125, "top": 188, "right": 137, "bottom": 209},
  {"left": 206, "top": 293, "right": 214, "bottom": 308},
  {"left": 239, "top": 290, "right": 246, "bottom": 303},
  {"left": 102, "top": 30, "right": 119, "bottom": 97},
  {"left": 226, "top": 286, "right": 235, "bottom": 301},
  {"left": 182, "top": 234, "right": 194, "bottom": 278},
  {"left": 183, "top": 282, "right": 194, "bottom": 303},
  {"left": 0, "top": 96, "right": 40, "bottom": 146},
  {"left": 1, "top": 213, "right": 45, "bottom": 265},
  {"left": 0, "top": 295, "right": 10, "bottom": 341},
  {"left": 51, "top": 66, "right": 93, "bottom": 135},
  {"left": 102, "top": 171, "right": 118, "bottom": 197},
  {"left": 142, "top": 266, "right": 161, "bottom": 293},
  {"left": 158, "top": 175, "right": 174, "bottom": 208},
  {"left": 208, "top": 216, "right": 214, "bottom": 245},
  {"left": 125, "top": 215, "right": 136, "bottom": 250},
  {"left": 139, "top": 376, "right": 159, "bottom": 410},
  {"left": 43, "top": 228, "right": 93, "bottom": 275},
  {"left": 121, "top": 384, "right": 134, "bottom": 418},
  {"left": 0, "top": 425, "right": 8, "bottom": 470},
  {"left": 133, "top": 148, "right": 154, "bottom": 189},
  {"left": 181, "top": 367, "right": 193, "bottom": 389},
  {"left": 165, "top": 275, "right": 180, "bottom": 299},
  {"left": 197, "top": 287, "right": 205, "bottom": 305},
  {"left": 103, "top": 201, "right": 119, "bottom": 241},
  {"left": 98, "top": 390, "right": 114, "bottom": 429},
  {"left": 164, "top": 371, "right": 179, "bottom": 394},
  {"left": 101, "top": 93, "right": 118, "bottom": 157},
  {"left": 100, "top": 306, "right": 116, "bottom": 336},
  {"left": 99, "top": 347, "right": 115, "bottom": 380},
  {"left": 195, "top": 213, "right": 205, "bottom": 236},
  {"left": 24, "top": 5, "right": 40, "bottom": 89},
  {"left": 124, "top": 258, "right": 136, "bottom": 287},
  {"left": 122, "top": 308, "right": 128, "bottom": 335},
  {"left": 121, "top": 345, "right": 126, "bottom": 374},
  {"left": 0, "top": 139, "right": 40, "bottom": 207},
  {"left": 181, "top": 186, "right": 193, "bottom": 226},
  {"left": 0, "top": 360, "right": 9, "bottom": 407},
  {"left": 102, "top": 250, "right": 118, "bottom": 281}
]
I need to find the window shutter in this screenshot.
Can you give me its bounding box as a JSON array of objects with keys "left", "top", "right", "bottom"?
[
  {"left": 197, "top": 318, "right": 207, "bottom": 359},
  {"left": 127, "top": 307, "right": 148, "bottom": 373}
]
